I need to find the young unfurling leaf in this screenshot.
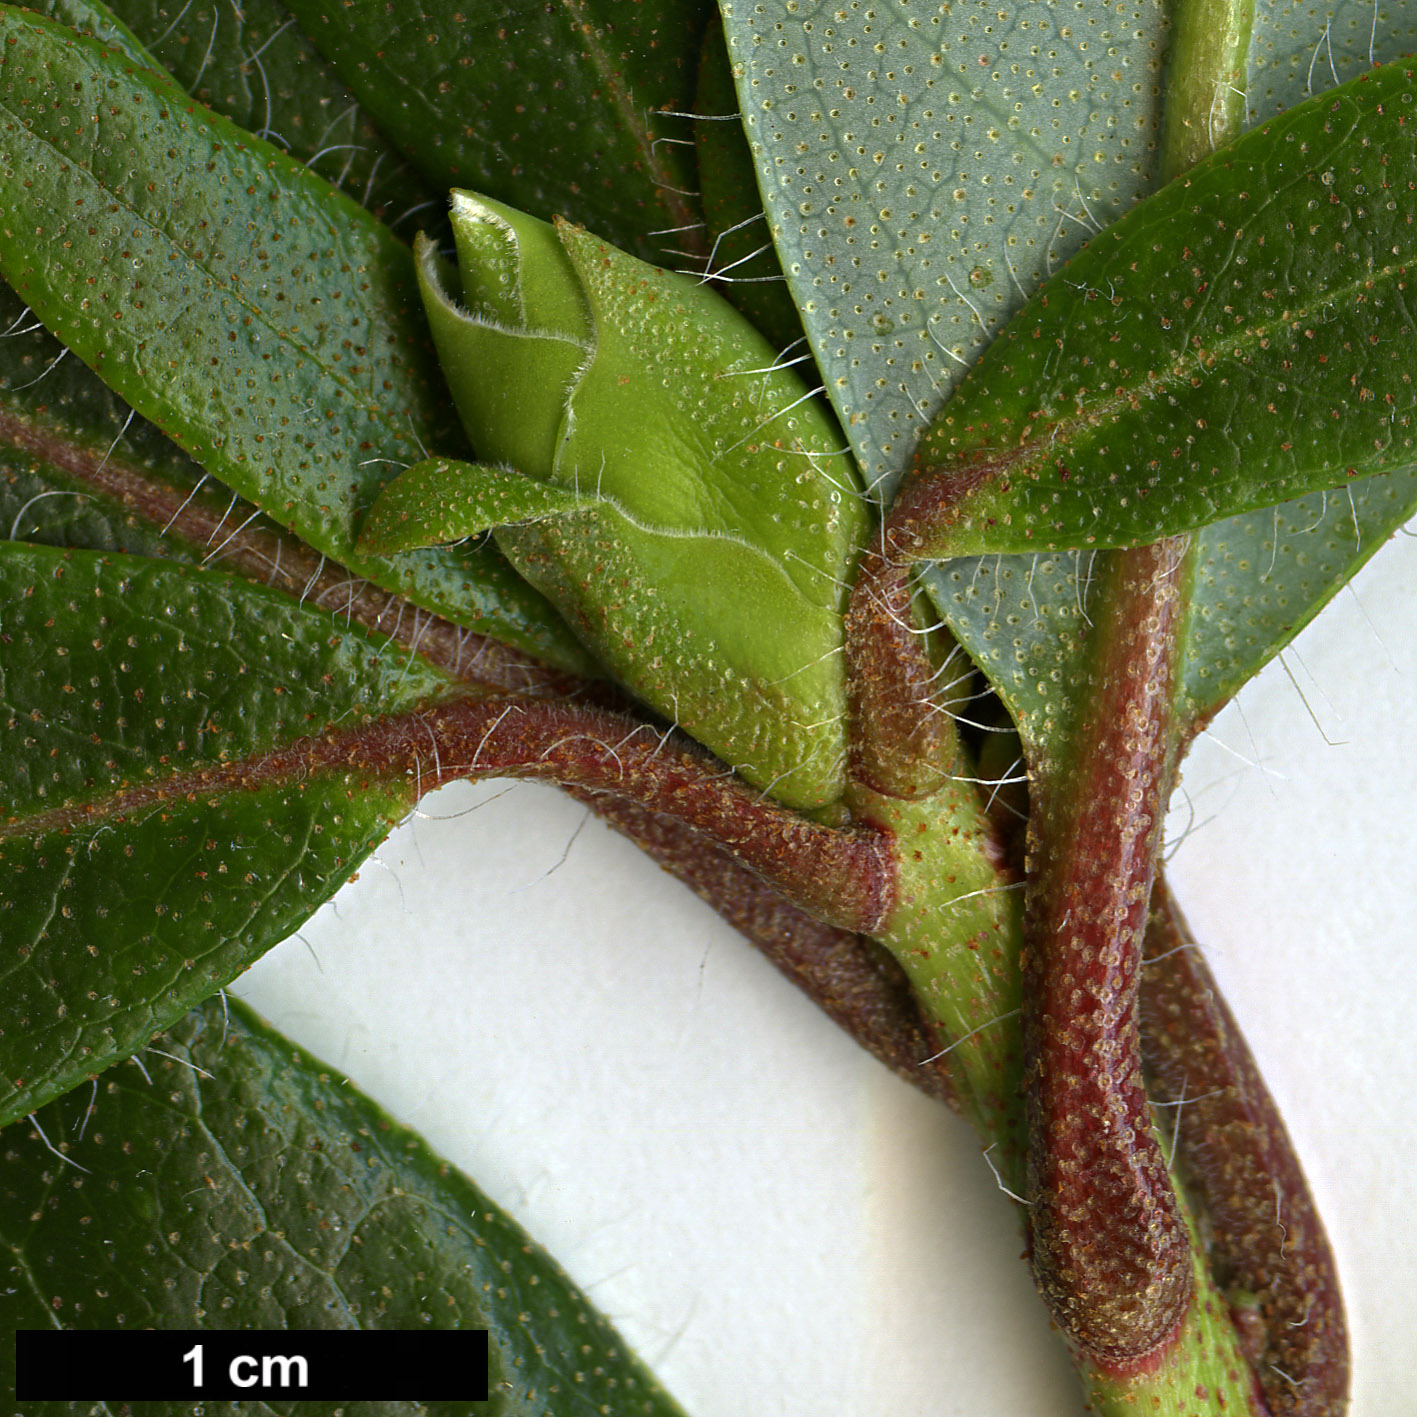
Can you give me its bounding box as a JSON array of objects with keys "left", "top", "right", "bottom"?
[
  {"left": 360, "top": 457, "right": 603, "bottom": 547},
  {"left": 362, "top": 194, "right": 869, "bottom": 809}
]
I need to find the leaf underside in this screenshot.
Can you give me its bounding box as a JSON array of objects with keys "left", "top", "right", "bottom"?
[
  {"left": 720, "top": 0, "right": 1171, "bottom": 499},
  {"left": 907, "top": 63, "right": 1417, "bottom": 558},
  {"left": 723, "top": 0, "right": 1417, "bottom": 748}
]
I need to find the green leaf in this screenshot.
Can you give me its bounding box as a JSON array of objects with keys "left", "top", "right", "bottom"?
[
  {"left": 280, "top": 0, "right": 713, "bottom": 266},
  {"left": 391, "top": 190, "right": 868, "bottom": 808},
  {"left": 413, "top": 205, "right": 591, "bottom": 480},
  {"left": 0, "top": 15, "right": 293, "bottom": 571},
  {"left": 693, "top": 19, "right": 805, "bottom": 355},
  {"left": 1246, "top": 0, "right": 1417, "bottom": 121},
  {"left": 899, "top": 60, "right": 1417, "bottom": 558},
  {"left": 0, "top": 542, "right": 459, "bottom": 1126},
  {"left": 719, "top": 0, "right": 1171, "bottom": 498},
  {"left": 720, "top": 0, "right": 1417, "bottom": 745},
  {"left": 359, "top": 457, "right": 602, "bottom": 554},
  {"left": 519, "top": 218, "right": 869, "bottom": 809},
  {"left": 1176, "top": 1, "right": 1417, "bottom": 712},
  {"left": 923, "top": 31, "right": 1417, "bottom": 736},
  {"left": 554, "top": 219, "right": 863, "bottom": 591},
  {"left": 98, "top": 0, "right": 440, "bottom": 227},
  {"left": 21, "top": 0, "right": 153, "bottom": 64},
  {"left": 0, "top": 263, "right": 529, "bottom": 699},
  {"left": 1, "top": 994, "right": 689, "bottom": 1417},
  {"left": 0, "top": 278, "right": 246, "bottom": 562},
  {"left": 0, "top": 8, "right": 587, "bottom": 671},
  {"left": 1177, "top": 469, "right": 1417, "bottom": 718}
]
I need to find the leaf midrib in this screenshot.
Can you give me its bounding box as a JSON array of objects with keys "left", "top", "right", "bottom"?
[
  {"left": 0, "top": 407, "right": 567, "bottom": 696},
  {"left": 0, "top": 707, "right": 431, "bottom": 845},
  {"left": 967, "top": 247, "right": 1410, "bottom": 518}
]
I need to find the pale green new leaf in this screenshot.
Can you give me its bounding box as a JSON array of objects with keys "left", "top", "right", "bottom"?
[{"left": 359, "top": 457, "right": 602, "bottom": 553}]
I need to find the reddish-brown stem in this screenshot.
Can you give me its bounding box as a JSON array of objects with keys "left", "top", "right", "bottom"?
[
  {"left": 1141, "top": 875, "right": 1348, "bottom": 1415},
  {"left": 6, "top": 692, "right": 893, "bottom": 936},
  {"left": 1024, "top": 535, "right": 1195, "bottom": 1367},
  {"left": 29, "top": 392, "right": 1344, "bottom": 1394},
  {"left": 883, "top": 444, "right": 1015, "bottom": 560},
  {"left": 844, "top": 541, "right": 971, "bottom": 802},
  {"left": 580, "top": 789, "right": 957, "bottom": 1108},
  {"left": 405, "top": 698, "right": 892, "bottom": 931},
  {"left": 10, "top": 417, "right": 957, "bottom": 1090},
  {"left": 0, "top": 404, "right": 579, "bottom": 697},
  {"left": 11, "top": 348, "right": 1353, "bottom": 1407}
]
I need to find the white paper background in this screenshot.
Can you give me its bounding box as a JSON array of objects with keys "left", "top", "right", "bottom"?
[{"left": 234, "top": 532, "right": 1417, "bottom": 1416}]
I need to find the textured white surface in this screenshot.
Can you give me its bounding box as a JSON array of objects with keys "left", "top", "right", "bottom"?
[{"left": 234, "top": 531, "right": 1417, "bottom": 1416}]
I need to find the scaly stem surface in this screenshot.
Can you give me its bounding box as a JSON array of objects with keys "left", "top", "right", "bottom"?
[
  {"left": 1024, "top": 536, "right": 1196, "bottom": 1363},
  {"left": 1141, "top": 876, "right": 1348, "bottom": 1415},
  {"left": 843, "top": 543, "right": 1268, "bottom": 1413}
]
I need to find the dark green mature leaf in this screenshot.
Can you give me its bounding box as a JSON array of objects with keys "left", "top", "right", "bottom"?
[
  {"left": 719, "top": 0, "right": 1171, "bottom": 497},
  {"left": 0, "top": 9, "right": 587, "bottom": 671},
  {"left": 101, "top": 0, "right": 440, "bottom": 227},
  {"left": 0, "top": 3, "right": 432, "bottom": 604},
  {"left": 1, "top": 994, "right": 689, "bottom": 1417},
  {"left": 0, "top": 275, "right": 248, "bottom": 562},
  {"left": 25, "top": 0, "right": 151, "bottom": 62},
  {"left": 902, "top": 59, "right": 1417, "bottom": 558},
  {"left": 1177, "top": 2, "right": 1417, "bottom": 714},
  {"left": 0, "top": 264, "right": 479, "bottom": 681},
  {"left": 281, "top": 0, "right": 712, "bottom": 266},
  {"left": 924, "top": 24, "right": 1417, "bottom": 736},
  {"left": 693, "top": 19, "right": 805, "bottom": 356},
  {"left": 0, "top": 9, "right": 295, "bottom": 567},
  {"left": 0, "top": 543, "right": 461, "bottom": 1126}
]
